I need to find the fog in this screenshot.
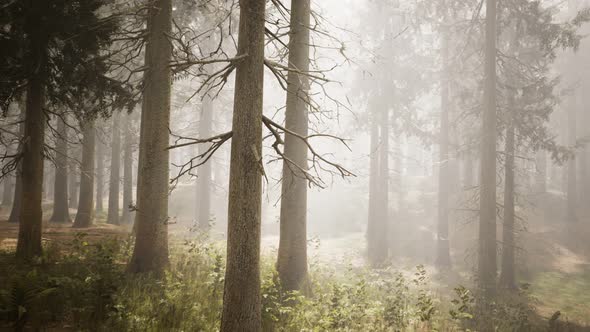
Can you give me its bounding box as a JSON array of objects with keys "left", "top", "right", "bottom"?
[{"left": 1, "top": 0, "right": 590, "bottom": 330}]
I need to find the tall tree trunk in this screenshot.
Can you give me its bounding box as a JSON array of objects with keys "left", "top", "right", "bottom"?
[
  {"left": 72, "top": 121, "right": 96, "bottom": 228},
  {"left": 8, "top": 172, "right": 22, "bottom": 224},
  {"left": 95, "top": 130, "right": 105, "bottom": 213},
  {"left": 45, "top": 165, "right": 54, "bottom": 201},
  {"left": 121, "top": 112, "right": 134, "bottom": 225},
  {"left": 220, "top": 0, "right": 265, "bottom": 330},
  {"left": 8, "top": 119, "right": 25, "bottom": 224},
  {"left": 377, "top": 107, "right": 390, "bottom": 263},
  {"left": 16, "top": 39, "right": 47, "bottom": 259},
  {"left": 566, "top": 96, "right": 577, "bottom": 223},
  {"left": 107, "top": 112, "right": 121, "bottom": 225},
  {"left": 277, "top": 0, "right": 311, "bottom": 291},
  {"left": 394, "top": 134, "right": 404, "bottom": 212},
  {"left": 196, "top": 97, "right": 212, "bottom": 229},
  {"left": 499, "top": 96, "right": 516, "bottom": 290},
  {"left": 579, "top": 87, "right": 590, "bottom": 215},
  {"left": 42, "top": 166, "right": 47, "bottom": 201},
  {"left": 436, "top": 25, "right": 452, "bottom": 269},
  {"left": 560, "top": 112, "right": 568, "bottom": 194},
  {"left": 478, "top": 0, "right": 498, "bottom": 297},
  {"left": 2, "top": 170, "right": 14, "bottom": 207},
  {"left": 463, "top": 153, "right": 475, "bottom": 188},
  {"left": 50, "top": 116, "right": 71, "bottom": 223},
  {"left": 127, "top": 0, "right": 172, "bottom": 274},
  {"left": 367, "top": 106, "right": 381, "bottom": 263},
  {"left": 535, "top": 151, "right": 547, "bottom": 194},
  {"left": 132, "top": 95, "right": 147, "bottom": 232},
  {"left": 2, "top": 125, "right": 18, "bottom": 208},
  {"left": 69, "top": 149, "right": 79, "bottom": 209}
]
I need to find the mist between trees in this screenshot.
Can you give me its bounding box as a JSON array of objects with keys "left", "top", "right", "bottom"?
[{"left": 1, "top": 0, "right": 590, "bottom": 331}]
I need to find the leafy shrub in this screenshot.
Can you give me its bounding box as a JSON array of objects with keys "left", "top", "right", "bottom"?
[
  {"left": 0, "top": 235, "right": 551, "bottom": 331},
  {"left": 0, "top": 270, "right": 58, "bottom": 331}
]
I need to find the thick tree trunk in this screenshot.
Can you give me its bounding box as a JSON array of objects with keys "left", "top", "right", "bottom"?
[
  {"left": 121, "top": 113, "right": 134, "bottom": 225},
  {"left": 499, "top": 86, "right": 517, "bottom": 289},
  {"left": 127, "top": 0, "right": 172, "bottom": 274},
  {"left": 72, "top": 121, "right": 96, "bottom": 228},
  {"left": 95, "top": 130, "right": 105, "bottom": 213},
  {"left": 478, "top": 0, "right": 498, "bottom": 297},
  {"left": 50, "top": 117, "right": 71, "bottom": 223},
  {"left": 132, "top": 97, "right": 147, "bottom": 232},
  {"left": 277, "top": 0, "right": 311, "bottom": 291},
  {"left": 220, "top": 0, "right": 265, "bottom": 330},
  {"left": 196, "top": 97, "right": 212, "bottom": 229},
  {"left": 107, "top": 112, "right": 121, "bottom": 225},
  {"left": 16, "top": 56, "right": 47, "bottom": 260},
  {"left": 436, "top": 25, "right": 452, "bottom": 269}
]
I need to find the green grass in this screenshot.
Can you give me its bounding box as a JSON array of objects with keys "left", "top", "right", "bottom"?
[
  {"left": 0, "top": 232, "right": 586, "bottom": 331},
  {"left": 530, "top": 267, "right": 590, "bottom": 325}
]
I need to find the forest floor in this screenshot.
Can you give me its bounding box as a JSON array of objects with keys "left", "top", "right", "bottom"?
[{"left": 0, "top": 195, "right": 589, "bottom": 328}]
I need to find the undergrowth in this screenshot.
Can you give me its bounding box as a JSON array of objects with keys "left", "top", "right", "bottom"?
[{"left": 0, "top": 234, "right": 559, "bottom": 331}]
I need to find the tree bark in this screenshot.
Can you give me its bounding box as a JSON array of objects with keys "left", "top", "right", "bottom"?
[
  {"left": 579, "top": 88, "right": 590, "bottom": 214},
  {"left": 127, "top": 0, "right": 172, "bottom": 274},
  {"left": 535, "top": 151, "right": 547, "bottom": 194},
  {"left": 95, "top": 129, "right": 105, "bottom": 213},
  {"left": 8, "top": 119, "right": 25, "bottom": 224},
  {"left": 393, "top": 134, "right": 404, "bottom": 211},
  {"left": 16, "top": 46, "right": 47, "bottom": 260},
  {"left": 2, "top": 170, "right": 14, "bottom": 208},
  {"left": 69, "top": 147, "right": 79, "bottom": 209},
  {"left": 463, "top": 154, "right": 475, "bottom": 188},
  {"left": 377, "top": 107, "right": 390, "bottom": 263},
  {"left": 45, "top": 164, "right": 53, "bottom": 201},
  {"left": 478, "top": 0, "right": 498, "bottom": 297},
  {"left": 2, "top": 167, "right": 14, "bottom": 208},
  {"left": 436, "top": 25, "right": 452, "bottom": 269},
  {"left": 220, "top": 0, "right": 265, "bottom": 330},
  {"left": 196, "top": 97, "right": 212, "bottom": 229},
  {"left": 367, "top": 106, "right": 381, "bottom": 264},
  {"left": 107, "top": 112, "right": 121, "bottom": 225},
  {"left": 566, "top": 96, "right": 577, "bottom": 223},
  {"left": 277, "top": 0, "right": 311, "bottom": 291},
  {"left": 121, "top": 112, "right": 134, "bottom": 225},
  {"left": 72, "top": 121, "right": 95, "bottom": 228},
  {"left": 50, "top": 116, "right": 71, "bottom": 223},
  {"left": 132, "top": 95, "right": 147, "bottom": 232},
  {"left": 8, "top": 171, "right": 22, "bottom": 224},
  {"left": 2, "top": 133, "right": 20, "bottom": 208},
  {"left": 499, "top": 96, "right": 516, "bottom": 290}
]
